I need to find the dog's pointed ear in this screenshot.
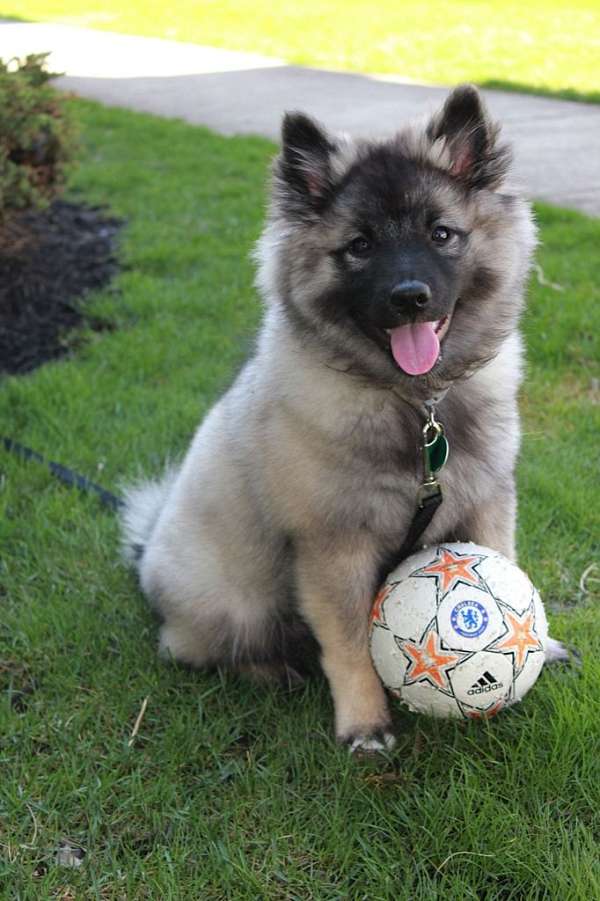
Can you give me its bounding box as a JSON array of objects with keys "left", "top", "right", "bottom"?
[
  {"left": 427, "top": 85, "right": 511, "bottom": 189},
  {"left": 277, "top": 112, "right": 337, "bottom": 210}
]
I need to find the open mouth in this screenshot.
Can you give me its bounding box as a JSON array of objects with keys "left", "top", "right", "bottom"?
[
  {"left": 386, "top": 314, "right": 451, "bottom": 376},
  {"left": 434, "top": 315, "right": 451, "bottom": 342}
]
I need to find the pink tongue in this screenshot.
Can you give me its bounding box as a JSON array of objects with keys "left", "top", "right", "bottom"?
[{"left": 390, "top": 322, "right": 440, "bottom": 375}]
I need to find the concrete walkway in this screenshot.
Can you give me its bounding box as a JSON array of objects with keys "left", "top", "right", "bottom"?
[{"left": 3, "top": 21, "right": 599, "bottom": 216}]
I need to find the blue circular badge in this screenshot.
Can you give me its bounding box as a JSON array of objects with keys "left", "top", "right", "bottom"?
[{"left": 450, "top": 600, "right": 488, "bottom": 638}]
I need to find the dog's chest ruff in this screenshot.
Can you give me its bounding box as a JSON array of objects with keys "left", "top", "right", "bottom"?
[{"left": 328, "top": 388, "right": 512, "bottom": 543}]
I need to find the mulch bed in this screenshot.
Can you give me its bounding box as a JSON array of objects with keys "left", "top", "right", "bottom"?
[{"left": 0, "top": 200, "right": 124, "bottom": 375}]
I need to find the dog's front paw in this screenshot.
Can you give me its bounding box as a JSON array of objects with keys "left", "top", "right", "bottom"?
[{"left": 342, "top": 729, "right": 396, "bottom": 755}]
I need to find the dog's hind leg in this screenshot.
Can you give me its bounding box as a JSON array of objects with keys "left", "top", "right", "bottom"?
[
  {"left": 158, "top": 614, "right": 229, "bottom": 669},
  {"left": 158, "top": 606, "right": 318, "bottom": 684},
  {"left": 544, "top": 637, "right": 572, "bottom": 664}
]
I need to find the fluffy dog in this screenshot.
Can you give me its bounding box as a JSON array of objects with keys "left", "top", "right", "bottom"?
[{"left": 121, "top": 85, "right": 566, "bottom": 751}]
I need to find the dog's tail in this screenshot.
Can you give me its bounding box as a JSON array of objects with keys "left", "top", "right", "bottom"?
[{"left": 120, "top": 466, "right": 179, "bottom": 566}]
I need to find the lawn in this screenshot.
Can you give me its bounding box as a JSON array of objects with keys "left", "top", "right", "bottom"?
[
  {"left": 10, "top": 0, "right": 600, "bottom": 103},
  {"left": 1, "top": 99, "right": 599, "bottom": 898}
]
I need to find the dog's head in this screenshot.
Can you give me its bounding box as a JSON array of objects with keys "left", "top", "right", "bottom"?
[{"left": 256, "top": 85, "right": 536, "bottom": 393}]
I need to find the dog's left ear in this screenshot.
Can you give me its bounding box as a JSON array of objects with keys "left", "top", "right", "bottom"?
[{"left": 427, "top": 85, "right": 511, "bottom": 189}]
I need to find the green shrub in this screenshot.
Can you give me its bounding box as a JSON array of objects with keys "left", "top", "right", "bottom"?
[{"left": 0, "top": 53, "right": 76, "bottom": 216}]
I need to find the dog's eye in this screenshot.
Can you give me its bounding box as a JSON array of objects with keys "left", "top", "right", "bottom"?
[
  {"left": 431, "top": 226, "right": 452, "bottom": 244},
  {"left": 348, "top": 236, "right": 372, "bottom": 257}
]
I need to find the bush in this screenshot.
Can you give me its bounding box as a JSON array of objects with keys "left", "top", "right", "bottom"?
[{"left": 0, "top": 53, "right": 76, "bottom": 217}]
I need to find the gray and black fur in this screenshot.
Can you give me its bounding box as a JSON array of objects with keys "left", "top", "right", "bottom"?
[{"left": 121, "top": 86, "right": 566, "bottom": 751}]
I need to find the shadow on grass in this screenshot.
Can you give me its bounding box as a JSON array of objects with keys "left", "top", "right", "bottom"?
[{"left": 481, "top": 78, "right": 600, "bottom": 106}]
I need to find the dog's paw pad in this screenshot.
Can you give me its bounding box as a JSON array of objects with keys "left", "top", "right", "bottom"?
[{"left": 346, "top": 730, "right": 396, "bottom": 755}]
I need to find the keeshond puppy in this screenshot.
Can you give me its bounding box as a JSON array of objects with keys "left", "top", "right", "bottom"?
[{"left": 122, "top": 85, "right": 566, "bottom": 751}]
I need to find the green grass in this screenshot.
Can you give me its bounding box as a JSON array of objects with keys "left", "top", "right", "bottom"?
[
  {"left": 1, "top": 99, "right": 599, "bottom": 899},
  {"left": 10, "top": 0, "right": 600, "bottom": 103}
]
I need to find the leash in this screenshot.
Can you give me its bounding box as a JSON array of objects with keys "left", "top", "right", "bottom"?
[
  {"left": 1, "top": 436, "right": 123, "bottom": 511},
  {"left": 394, "top": 396, "right": 449, "bottom": 562}
]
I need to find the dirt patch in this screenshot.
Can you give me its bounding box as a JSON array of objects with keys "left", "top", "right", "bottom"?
[{"left": 0, "top": 199, "right": 123, "bottom": 375}]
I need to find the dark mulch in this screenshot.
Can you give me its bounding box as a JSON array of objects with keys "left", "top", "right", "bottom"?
[{"left": 0, "top": 199, "right": 124, "bottom": 375}]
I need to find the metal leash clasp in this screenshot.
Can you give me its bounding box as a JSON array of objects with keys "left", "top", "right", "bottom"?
[{"left": 417, "top": 406, "right": 449, "bottom": 507}]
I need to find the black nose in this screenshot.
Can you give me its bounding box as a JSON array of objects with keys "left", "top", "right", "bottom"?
[{"left": 390, "top": 280, "right": 431, "bottom": 312}]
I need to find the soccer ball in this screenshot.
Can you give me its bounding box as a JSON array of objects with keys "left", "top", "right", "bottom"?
[{"left": 369, "top": 542, "right": 549, "bottom": 720}]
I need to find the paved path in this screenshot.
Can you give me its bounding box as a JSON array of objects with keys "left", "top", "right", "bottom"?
[{"left": 3, "top": 21, "right": 600, "bottom": 216}]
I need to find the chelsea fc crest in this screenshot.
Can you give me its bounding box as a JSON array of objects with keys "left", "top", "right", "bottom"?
[{"left": 450, "top": 600, "right": 489, "bottom": 638}]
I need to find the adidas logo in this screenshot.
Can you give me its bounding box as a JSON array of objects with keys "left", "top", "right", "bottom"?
[{"left": 467, "top": 671, "right": 503, "bottom": 695}]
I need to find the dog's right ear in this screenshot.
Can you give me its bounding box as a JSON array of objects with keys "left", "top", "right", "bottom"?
[{"left": 276, "top": 112, "right": 337, "bottom": 211}]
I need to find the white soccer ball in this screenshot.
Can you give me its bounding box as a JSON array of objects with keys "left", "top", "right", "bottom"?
[{"left": 369, "top": 542, "right": 549, "bottom": 719}]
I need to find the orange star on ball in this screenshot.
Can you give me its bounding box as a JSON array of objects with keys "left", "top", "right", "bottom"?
[
  {"left": 400, "top": 628, "right": 465, "bottom": 693},
  {"left": 370, "top": 583, "right": 392, "bottom": 625},
  {"left": 413, "top": 546, "right": 484, "bottom": 597},
  {"left": 491, "top": 605, "right": 542, "bottom": 672}
]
